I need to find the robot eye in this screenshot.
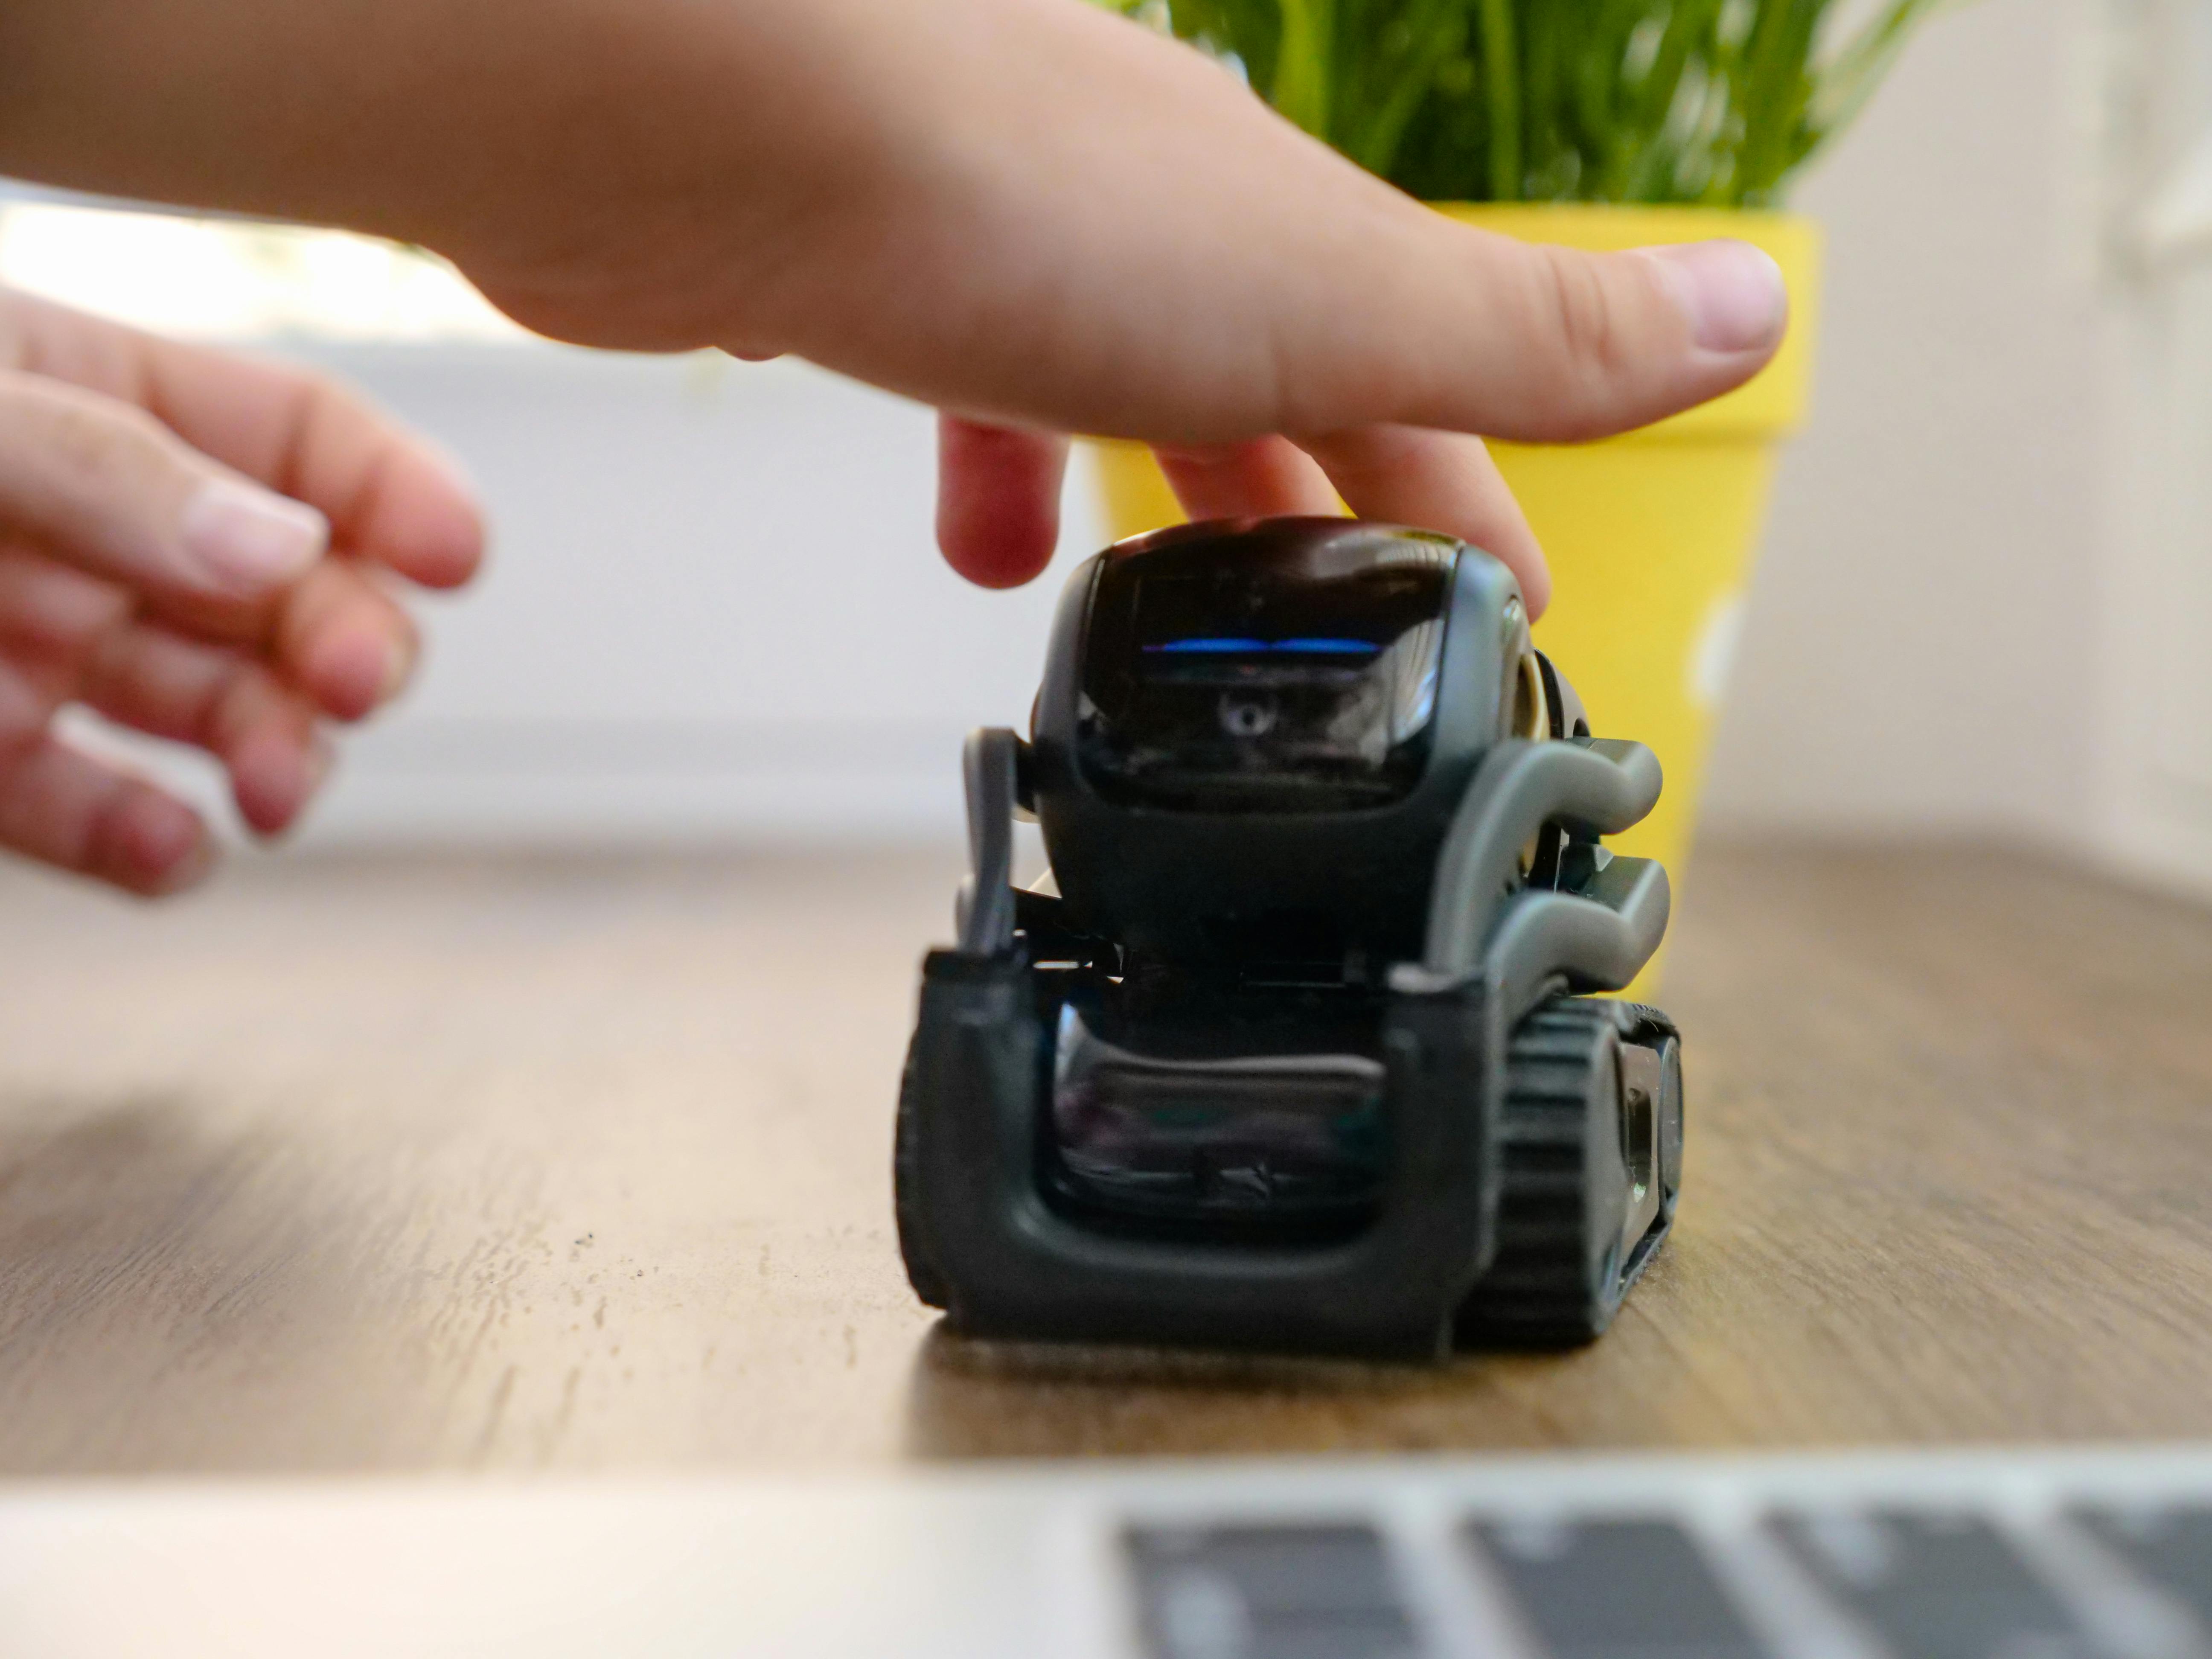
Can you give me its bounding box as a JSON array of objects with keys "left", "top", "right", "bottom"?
[
  {"left": 1147, "top": 637, "right": 1267, "bottom": 655},
  {"left": 1217, "top": 692, "right": 1280, "bottom": 738},
  {"left": 1141, "top": 637, "right": 1382, "bottom": 658}
]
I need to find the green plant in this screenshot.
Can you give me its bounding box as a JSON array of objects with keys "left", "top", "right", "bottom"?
[{"left": 1099, "top": 0, "right": 1948, "bottom": 205}]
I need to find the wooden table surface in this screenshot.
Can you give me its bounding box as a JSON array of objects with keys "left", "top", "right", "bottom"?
[{"left": 0, "top": 841, "right": 2206, "bottom": 1475}]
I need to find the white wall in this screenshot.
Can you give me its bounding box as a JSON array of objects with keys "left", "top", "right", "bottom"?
[
  {"left": 262, "top": 347, "right": 1102, "bottom": 846},
  {"left": 2086, "top": 0, "right": 2212, "bottom": 900},
  {"left": 1701, "top": 0, "right": 2106, "bottom": 846}
]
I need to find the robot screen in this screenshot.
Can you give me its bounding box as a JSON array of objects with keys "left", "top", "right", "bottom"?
[{"left": 1077, "top": 537, "right": 1457, "bottom": 812}]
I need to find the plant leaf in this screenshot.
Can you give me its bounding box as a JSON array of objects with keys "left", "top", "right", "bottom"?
[{"left": 1123, "top": 0, "right": 1957, "bottom": 206}]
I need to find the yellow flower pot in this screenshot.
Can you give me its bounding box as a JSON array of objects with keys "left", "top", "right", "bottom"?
[{"left": 1090, "top": 206, "right": 1821, "bottom": 988}]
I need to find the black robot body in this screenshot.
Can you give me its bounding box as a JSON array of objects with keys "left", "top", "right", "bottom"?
[{"left": 897, "top": 518, "right": 1683, "bottom": 1360}]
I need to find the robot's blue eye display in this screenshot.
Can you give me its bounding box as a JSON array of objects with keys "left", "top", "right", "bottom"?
[{"left": 1144, "top": 637, "right": 1382, "bottom": 656}]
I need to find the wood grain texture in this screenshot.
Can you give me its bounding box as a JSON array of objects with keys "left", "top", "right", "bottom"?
[{"left": 0, "top": 841, "right": 2206, "bottom": 1473}]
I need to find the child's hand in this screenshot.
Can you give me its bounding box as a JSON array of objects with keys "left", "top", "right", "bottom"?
[{"left": 0, "top": 289, "right": 483, "bottom": 894}]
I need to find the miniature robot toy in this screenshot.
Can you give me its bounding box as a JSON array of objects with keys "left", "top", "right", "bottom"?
[{"left": 894, "top": 517, "right": 1683, "bottom": 1361}]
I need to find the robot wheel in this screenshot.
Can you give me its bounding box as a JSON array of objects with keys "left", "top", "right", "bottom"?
[
  {"left": 1455, "top": 997, "right": 1684, "bottom": 1349},
  {"left": 893, "top": 1036, "right": 950, "bottom": 1310}
]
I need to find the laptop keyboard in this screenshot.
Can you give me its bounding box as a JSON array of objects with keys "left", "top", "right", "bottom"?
[
  {"left": 1118, "top": 1453, "right": 2212, "bottom": 1659},
  {"left": 7, "top": 1444, "right": 2212, "bottom": 1656}
]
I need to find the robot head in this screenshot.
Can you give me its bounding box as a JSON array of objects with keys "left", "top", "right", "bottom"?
[
  {"left": 1071, "top": 523, "right": 1460, "bottom": 813},
  {"left": 1030, "top": 518, "right": 1553, "bottom": 974}
]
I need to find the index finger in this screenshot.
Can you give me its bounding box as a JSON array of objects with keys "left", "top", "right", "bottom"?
[
  {"left": 1296, "top": 425, "right": 1551, "bottom": 617},
  {"left": 2, "top": 288, "right": 486, "bottom": 590}
]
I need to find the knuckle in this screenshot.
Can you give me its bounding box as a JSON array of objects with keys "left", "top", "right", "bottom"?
[
  {"left": 57, "top": 394, "right": 160, "bottom": 475},
  {"left": 1525, "top": 248, "right": 1637, "bottom": 434},
  {"left": 6, "top": 378, "right": 182, "bottom": 498},
  {"left": 0, "top": 549, "right": 131, "bottom": 657},
  {"left": 209, "top": 655, "right": 283, "bottom": 749},
  {"left": 0, "top": 665, "right": 52, "bottom": 743},
  {"left": 285, "top": 366, "right": 355, "bottom": 435}
]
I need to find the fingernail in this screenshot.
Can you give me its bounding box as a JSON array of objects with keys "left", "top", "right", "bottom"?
[
  {"left": 180, "top": 477, "right": 329, "bottom": 594},
  {"left": 414, "top": 438, "right": 485, "bottom": 516},
  {"left": 153, "top": 834, "right": 220, "bottom": 896},
  {"left": 1634, "top": 240, "right": 1788, "bottom": 355},
  {"left": 123, "top": 793, "right": 216, "bottom": 895},
  {"left": 304, "top": 733, "right": 336, "bottom": 797},
  {"left": 381, "top": 634, "right": 417, "bottom": 703},
  {"left": 286, "top": 737, "right": 335, "bottom": 827},
  {"left": 273, "top": 734, "right": 334, "bottom": 821}
]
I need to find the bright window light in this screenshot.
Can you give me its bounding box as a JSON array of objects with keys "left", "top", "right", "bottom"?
[{"left": 0, "top": 201, "right": 529, "bottom": 343}]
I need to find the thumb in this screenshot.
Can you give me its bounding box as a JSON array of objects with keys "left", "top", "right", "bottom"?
[
  {"left": 876, "top": 0, "right": 1790, "bottom": 450},
  {"left": 1269, "top": 221, "right": 1789, "bottom": 445},
  {"left": 0, "top": 370, "right": 328, "bottom": 601},
  {"left": 1437, "top": 234, "right": 1786, "bottom": 441}
]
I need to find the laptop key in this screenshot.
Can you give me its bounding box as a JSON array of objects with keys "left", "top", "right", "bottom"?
[
  {"left": 1769, "top": 1510, "right": 2107, "bottom": 1659},
  {"left": 2070, "top": 1506, "right": 2212, "bottom": 1632},
  {"left": 1125, "top": 1521, "right": 1426, "bottom": 1659},
  {"left": 1467, "top": 1515, "right": 1770, "bottom": 1659}
]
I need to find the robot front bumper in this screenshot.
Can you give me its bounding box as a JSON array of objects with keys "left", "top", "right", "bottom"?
[{"left": 896, "top": 945, "right": 1512, "bottom": 1362}]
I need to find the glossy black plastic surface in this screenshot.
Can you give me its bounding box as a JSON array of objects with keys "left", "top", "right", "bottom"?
[
  {"left": 1043, "top": 975, "right": 1390, "bottom": 1243},
  {"left": 1076, "top": 534, "right": 1456, "bottom": 812},
  {"left": 1035, "top": 519, "right": 1526, "bottom": 972}
]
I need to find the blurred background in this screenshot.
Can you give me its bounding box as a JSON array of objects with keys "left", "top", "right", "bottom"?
[{"left": 0, "top": 0, "right": 2205, "bottom": 900}]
